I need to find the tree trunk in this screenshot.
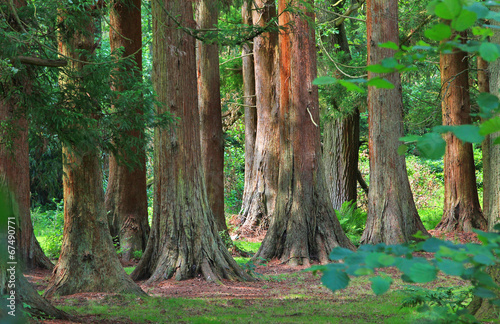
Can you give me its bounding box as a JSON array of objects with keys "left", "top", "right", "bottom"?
[
  {"left": 468, "top": 10, "right": 500, "bottom": 319},
  {"left": 478, "top": 56, "right": 491, "bottom": 218},
  {"left": 323, "top": 112, "right": 360, "bottom": 210},
  {"left": 254, "top": 0, "right": 355, "bottom": 266},
  {"left": 196, "top": 0, "right": 227, "bottom": 233},
  {"left": 0, "top": 0, "right": 53, "bottom": 271},
  {"left": 485, "top": 17, "right": 500, "bottom": 231},
  {"left": 320, "top": 9, "right": 360, "bottom": 211},
  {"left": 237, "top": 0, "right": 280, "bottom": 237},
  {"left": 0, "top": 184, "right": 72, "bottom": 320},
  {"left": 44, "top": 3, "right": 144, "bottom": 297},
  {"left": 105, "top": 0, "right": 150, "bottom": 262},
  {"left": 435, "top": 30, "right": 486, "bottom": 232},
  {"left": 241, "top": 0, "right": 257, "bottom": 229},
  {"left": 130, "top": 0, "right": 252, "bottom": 283},
  {"left": 468, "top": 266, "right": 500, "bottom": 319},
  {"left": 360, "top": 0, "right": 429, "bottom": 245}
]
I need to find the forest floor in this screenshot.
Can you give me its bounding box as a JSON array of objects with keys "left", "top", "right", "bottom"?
[{"left": 28, "top": 230, "right": 480, "bottom": 324}]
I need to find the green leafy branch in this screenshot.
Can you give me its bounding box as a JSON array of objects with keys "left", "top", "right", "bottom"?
[{"left": 306, "top": 225, "right": 500, "bottom": 304}]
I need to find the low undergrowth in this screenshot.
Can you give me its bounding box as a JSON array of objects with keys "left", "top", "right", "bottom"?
[
  {"left": 37, "top": 264, "right": 471, "bottom": 323},
  {"left": 56, "top": 293, "right": 413, "bottom": 323}
]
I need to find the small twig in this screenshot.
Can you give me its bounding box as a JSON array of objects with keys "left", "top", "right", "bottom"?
[
  {"left": 317, "top": 0, "right": 366, "bottom": 26},
  {"left": 307, "top": 107, "right": 319, "bottom": 127},
  {"left": 401, "top": 15, "right": 433, "bottom": 46},
  {"left": 220, "top": 53, "right": 253, "bottom": 66},
  {"left": 318, "top": 37, "right": 367, "bottom": 78}
]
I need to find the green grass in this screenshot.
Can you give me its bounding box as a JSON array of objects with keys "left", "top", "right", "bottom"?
[
  {"left": 124, "top": 267, "right": 135, "bottom": 275},
  {"left": 59, "top": 291, "right": 417, "bottom": 323},
  {"left": 53, "top": 268, "right": 471, "bottom": 323},
  {"left": 419, "top": 208, "right": 442, "bottom": 230},
  {"left": 234, "top": 240, "right": 261, "bottom": 254}
]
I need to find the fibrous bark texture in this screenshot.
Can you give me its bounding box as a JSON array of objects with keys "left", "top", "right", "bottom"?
[
  {"left": 254, "top": 0, "right": 355, "bottom": 266},
  {"left": 44, "top": 4, "right": 144, "bottom": 297},
  {"left": 435, "top": 31, "right": 486, "bottom": 232},
  {"left": 320, "top": 10, "right": 360, "bottom": 211},
  {"left": 45, "top": 147, "right": 144, "bottom": 297},
  {"left": 323, "top": 111, "right": 360, "bottom": 210},
  {"left": 468, "top": 266, "right": 500, "bottom": 319},
  {"left": 130, "top": 0, "right": 252, "bottom": 283},
  {"left": 486, "top": 18, "right": 500, "bottom": 231},
  {"left": 105, "top": 0, "right": 150, "bottom": 262},
  {"left": 238, "top": 0, "right": 280, "bottom": 236},
  {"left": 0, "top": 90, "right": 53, "bottom": 271},
  {"left": 241, "top": 0, "right": 257, "bottom": 228},
  {"left": 361, "top": 0, "right": 429, "bottom": 245},
  {"left": 0, "top": 0, "right": 53, "bottom": 271},
  {"left": 466, "top": 10, "right": 500, "bottom": 319},
  {"left": 478, "top": 56, "right": 491, "bottom": 219},
  {"left": 196, "top": 0, "right": 227, "bottom": 232},
  {"left": 0, "top": 173, "right": 71, "bottom": 320}
]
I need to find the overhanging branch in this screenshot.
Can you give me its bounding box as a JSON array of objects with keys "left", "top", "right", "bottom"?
[{"left": 16, "top": 56, "right": 67, "bottom": 67}]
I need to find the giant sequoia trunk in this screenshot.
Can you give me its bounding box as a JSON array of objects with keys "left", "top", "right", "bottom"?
[
  {"left": 478, "top": 56, "right": 491, "bottom": 220},
  {"left": 105, "top": 0, "right": 150, "bottom": 262},
  {"left": 485, "top": 19, "right": 500, "bottom": 231},
  {"left": 320, "top": 11, "right": 360, "bottom": 211},
  {"left": 468, "top": 11, "right": 500, "bottom": 320},
  {"left": 196, "top": 0, "right": 227, "bottom": 233},
  {"left": 237, "top": 0, "right": 280, "bottom": 236},
  {"left": 435, "top": 31, "right": 486, "bottom": 232},
  {"left": 0, "top": 184, "right": 72, "bottom": 321},
  {"left": 360, "top": 0, "right": 429, "bottom": 245},
  {"left": 0, "top": 0, "right": 53, "bottom": 271},
  {"left": 323, "top": 112, "right": 360, "bottom": 210},
  {"left": 242, "top": 0, "right": 257, "bottom": 225},
  {"left": 0, "top": 87, "right": 52, "bottom": 271},
  {"left": 130, "top": 0, "right": 252, "bottom": 283},
  {"left": 44, "top": 4, "right": 144, "bottom": 297},
  {"left": 254, "top": 0, "right": 355, "bottom": 266}
]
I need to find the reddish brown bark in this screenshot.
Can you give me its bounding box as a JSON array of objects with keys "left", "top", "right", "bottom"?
[
  {"left": 130, "top": 0, "right": 251, "bottom": 283},
  {"left": 0, "top": 185, "right": 72, "bottom": 321},
  {"left": 361, "top": 0, "right": 429, "bottom": 245},
  {"left": 0, "top": 0, "right": 53, "bottom": 271},
  {"left": 254, "top": 0, "right": 355, "bottom": 266},
  {"left": 105, "top": 0, "right": 150, "bottom": 262},
  {"left": 320, "top": 10, "right": 360, "bottom": 211},
  {"left": 0, "top": 97, "right": 53, "bottom": 271},
  {"left": 469, "top": 18, "right": 500, "bottom": 319},
  {"left": 241, "top": 0, "right": 257, "bottom": 224},
  {"left": 238, "top": 0, "right": 280, "bottom": 236},
  {"left": 0, "top": 2, "right": 70, "bottom": 320},
  {"left": 478, "top": 56, "right": 492, "bottom": 223},
  {"left": 324, "top": 112, "right": 360, "bottom": 210},
  {"left": 485, "top": 25, "right": 500, "bottom": 230},
  {"left": 436, "top": 31, "right": 486, "bottom": 232},
  {"left": 196, "top": 0, "right": 227, "bottom": 233},
  {"left": 44, "top": 3, "right": 144, "bottom": 296}
]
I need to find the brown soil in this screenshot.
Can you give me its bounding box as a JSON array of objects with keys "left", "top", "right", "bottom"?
[{"left": 29, "top": 231, "right": 480, "bottom": 323}]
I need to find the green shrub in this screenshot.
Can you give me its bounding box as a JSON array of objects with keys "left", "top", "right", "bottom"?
[
  {"left": 132, "top": 250, "right": 143, "bottom": 260},
  {"left": 309, "top": 226, "right": 500, "bottom": 323},
  {"left": 32, "top": 199, "right": 64, "bottom": 259},
  {"left": 224, "top": 124, "right": 245, "bottom": 215},
  {"left": 401, "top": 285, "right": 473, "bottom": 322},
  {"left": 335, "top": 200, "right": 367, "bottom": 246}
]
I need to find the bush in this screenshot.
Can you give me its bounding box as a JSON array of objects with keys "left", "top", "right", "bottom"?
[
  {"left": 32, "top": 199, "right": 64, "bottom": 259},
  {"left": 335, "top": 200, "right": 367, "bottom": 246},
  {"left": 308, "top": 226, "right": 500, "bottom": 323},
  {"left": 224, "top": 124, "right": 245, "bottom": 215}
]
